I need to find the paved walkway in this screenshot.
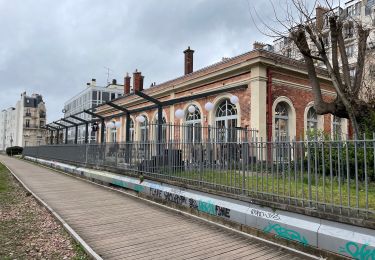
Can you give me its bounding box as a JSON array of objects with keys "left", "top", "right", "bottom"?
[{"left": 0, "top": 155, "right": 310, "bottom": 260}]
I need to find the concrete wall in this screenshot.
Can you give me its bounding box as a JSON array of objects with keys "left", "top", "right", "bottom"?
[{"left": 26, "top": 156, "right": 375, "bottom": 259}]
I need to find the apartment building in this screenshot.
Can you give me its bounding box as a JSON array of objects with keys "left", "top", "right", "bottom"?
[
  {"left": 0, "top": 92, "right": 47, "bottom": 150},
  {"left": 62, "top": 79, "right": 124, "bottom": 143},
  {"left": 273, "top": 0, "right": 375, "bottom": 95}
]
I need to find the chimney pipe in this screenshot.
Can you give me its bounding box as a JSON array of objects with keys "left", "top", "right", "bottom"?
[
  {"left": 124, "top": 73, "right": 131, "bottom": 94},
  {"left": 91, "top": 78, "right": 96, "bottom": 87},
  {"left": 253, "top": 41, "right": 266, "bottom": 50},
  {"left": 183, "top": 46, "right": 194, "bottom": 75},
  {"left": 133, "top": 69, "right": 143, "bottom": 92}
]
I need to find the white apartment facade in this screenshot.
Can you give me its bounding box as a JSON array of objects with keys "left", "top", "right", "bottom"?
[
  {"left": 273, "top": 0, "right": 375, "bottom": 72},
  {"left": 63, "top": 79, "right": 124, "bottom": 143},
  {"left": 0, "top": 92, "right": 47, "bottom": 150}
]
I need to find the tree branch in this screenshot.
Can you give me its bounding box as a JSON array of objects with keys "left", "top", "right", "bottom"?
[
  {"left": 290, "top": 27, "right": 336, "bottom": 114},
  {"left": 336, "top": 21, "right": 352, "bottom": 93},
  {"left": 329, "top": 16, "right": 341, "bottom": 80},
  {"left": 353, "top": 24, "right": 370, "bottom": 97}
]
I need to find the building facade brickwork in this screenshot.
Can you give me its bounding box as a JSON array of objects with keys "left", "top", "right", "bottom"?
[{"left": 91, "top": 47, "right": 346, "bottom": 143}]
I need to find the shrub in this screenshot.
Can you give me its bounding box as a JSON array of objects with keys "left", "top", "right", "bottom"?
[
  {"left": 6, "top": 146, "right": 23, "bottom": 156},
  {"left": 304, "top": 130, "right": 375, "bottom": 181}
]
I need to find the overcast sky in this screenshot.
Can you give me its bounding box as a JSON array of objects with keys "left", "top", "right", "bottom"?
[{"left": 0, "top": 0, "right": 304, "bottom": 121}]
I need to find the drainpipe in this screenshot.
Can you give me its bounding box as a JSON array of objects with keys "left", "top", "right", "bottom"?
[{"left": 267, "top": 68, "right": 272, "bottom": 142}]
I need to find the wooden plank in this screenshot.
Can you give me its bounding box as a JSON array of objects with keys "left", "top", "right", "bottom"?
[{"left": 0, "top": 155, "right": 309, "bottom": 260}]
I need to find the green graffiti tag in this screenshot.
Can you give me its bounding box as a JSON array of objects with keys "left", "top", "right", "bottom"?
[
  {"left": 339, "top": 242, "right": 375, "bottom": 260},
  {"left": 198, "top": 200, "right": 216, "bottom": 215},
  {"left": 134, "top": 184, "right": 144, "bottom": 192},
  {"left": 263, "top": 223, "right": 309, "bottom": 246},
  {"left": 112, "top": 179, "right": 124, "bottom": 187}
]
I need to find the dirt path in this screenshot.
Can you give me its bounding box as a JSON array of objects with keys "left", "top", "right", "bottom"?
[{"left": 0, "top": 161, "right": 88, "bottom": 260}]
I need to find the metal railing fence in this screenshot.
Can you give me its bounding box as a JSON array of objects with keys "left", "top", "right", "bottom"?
[{"left": 23, "top": 125, "right": 375, "bottom": 219}]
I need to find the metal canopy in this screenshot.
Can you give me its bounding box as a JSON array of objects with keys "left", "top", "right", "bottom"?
[
  {"left": 46, "top": 84, "right": 247, "bottom": 145},
  {"left": 69, "top": 115, "right": 90, "bottom": 144},
  {"left": 83, "top": 109, "right": 104, "bottom": 120},
  {"left": 99, "top": 84, "right": 247, "bottom": 118},
  {"left": 83, "top": 110, "right": 105, "bottom": 142},
  {"left": 69, "top": 115, "right": 88, "bottom": 123}
]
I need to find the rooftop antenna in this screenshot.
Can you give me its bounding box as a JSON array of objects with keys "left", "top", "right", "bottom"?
[{"left": 104, "top": 66, "right": 113, "bottom": 85}]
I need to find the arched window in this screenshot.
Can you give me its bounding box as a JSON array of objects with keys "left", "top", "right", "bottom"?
[
  {"left": 129, "top": 119, "right": 135, "bottom": 142},
  {"left": 153, "top": 116, "right": 167, "bottom": 141},
  {"left": 185, "top": 105, "right": 201, "bottom": 142},
  {"left": 215, "top": 99, "right": 238, "bottom": 142},
  {"left": 307, "top": 107, "right": 318, "bottom": 132},
  {"left": 110, "top": 128, "right": 117, "bottom": 142},
  {"left": 275, "top": 102, "right": 289, "bottom": 140},
  {"left": 332, "top": 116, "right": 342, "bottom": 140},
  {"left": 140, "top": 116, "right": 148, "bottom": 141}
]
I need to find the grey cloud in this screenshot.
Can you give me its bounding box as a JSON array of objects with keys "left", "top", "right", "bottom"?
[{"left": 0, "top": 0, "right": 278, "bottom": 121}]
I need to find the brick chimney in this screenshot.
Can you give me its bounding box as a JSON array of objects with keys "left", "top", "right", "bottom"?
[
  {"left": 316, "top": 6, "right": 328, "bottom": 31},
  {"left": 133, "top": 69, "right": 143, "bottom": 92},
  {"left": 124, "top": 73, "right": 131, "bottom": 94},
  {"left": 253, "top": 41, "right": 266, "bottom": 50},
  {"left": 184, "top": 46, "right": 194, "bottom": 75}
]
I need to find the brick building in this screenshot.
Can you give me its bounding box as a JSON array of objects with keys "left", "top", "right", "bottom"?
[{"left": 93, "top": 45, "right": 348, "bottom": 143}]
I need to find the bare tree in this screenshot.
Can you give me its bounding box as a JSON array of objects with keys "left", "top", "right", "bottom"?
[{"left": 252, "top": 0, "right": 375, "bottom": 136}]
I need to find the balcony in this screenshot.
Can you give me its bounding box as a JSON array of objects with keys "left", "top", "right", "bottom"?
[
  {"left": 23, "top": 124, "right": 38, "bottom": 129},
  {"left": 25, "top": 112, "right": 31, "bottom": 117},
  {"left": 344, "top": 33, "right": 354, "bottom": 39}
]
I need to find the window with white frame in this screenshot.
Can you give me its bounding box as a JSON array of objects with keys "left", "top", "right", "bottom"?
[
  {"left": 332, "top": 116, "right": 342, "bottom": 140},
  {"left": 129, "top": 119, "right": 135, "bottom": 142},
  {"left": 344, "top": 23, "right": 354, "bottom": 38},
  {"left": 346, "top": 45, "right": 355, "bottom": 57},
  {"left": 110, "top": 128, "right": 117, "bottom": 142},
  {"left": 307, "top": 107, "right": 318, "bottom": 132},
  {"left": 215, "top": 99, "right": 238, "bottom": 142},
  {"left": 153, "top": 116, "right": 167, "bottom": 141},
  {"left": 275, "top": 102, "right": 289, "bottom": 140},
  {"left": 140, "top": 117, "right": 149, "bottom": 142},
  {"left": 185, "top": 105, "right": 201, "bottom": 143},
  {"left": 347, "top": 3, "right": 361, "bottom": 16}
]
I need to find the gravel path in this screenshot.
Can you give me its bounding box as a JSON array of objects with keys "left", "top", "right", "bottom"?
[{"left": 0, "top": 161, "right": 88, "bottom": 260}]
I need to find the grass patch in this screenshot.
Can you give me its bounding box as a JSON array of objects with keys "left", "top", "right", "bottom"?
[
  {"left": 0, "top": 162, "right": 89, "bottom": 259},
  {"left": 0, "top": 163, "right": 10, "bottom": 193},
  {"left": 154, "top": 167, "right": 375, "bottom": 211}
]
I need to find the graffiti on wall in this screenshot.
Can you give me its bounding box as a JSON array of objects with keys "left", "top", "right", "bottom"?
[
  {"left": 149, "top": 188, "right": 231, "bottom": 219},
  {"left": 134, "top": 184, "right": 144, "bottom": 192},
  {"left": 339, "top": 242, "right": 375, "bottom": 260},
  {"left": 249, "top": 208, "right": 280, "bottom": 220},
  {"left": 263, "top": 223, "right": 309, "bottom": 246},
  {"left": 198, "top": 200, "right": 216, "bottom": 215}
]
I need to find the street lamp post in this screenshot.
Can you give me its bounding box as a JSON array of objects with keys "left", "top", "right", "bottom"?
[{"left": 9, "top": 135, "right": 13, "bottom": 156}]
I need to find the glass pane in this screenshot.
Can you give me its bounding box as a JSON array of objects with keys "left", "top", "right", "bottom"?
[
  {"left": 195, "top": 123, "right": 202, "bottom": 142},
  {"left": 216, "top": 99, "right": 237, "bottom": 118},
  {"left": 216, "top": 120, "right": 226, "bottom": 142},
  {"left": 275, "top": 118, "right": 288, "bottom": 140},
  {"left": 186, "top": 105, "right": 201, "bottom": 121},
  {"left": 275, "top": 102, "right": 288, "bottom": 117},
  {"left": 102, "top": 92, "right": 109, "bottom": 102}
]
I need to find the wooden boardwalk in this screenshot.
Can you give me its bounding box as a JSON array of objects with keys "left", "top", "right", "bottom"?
[{"left": 0, "top": 156, "right": 311, "bottom": 260}]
